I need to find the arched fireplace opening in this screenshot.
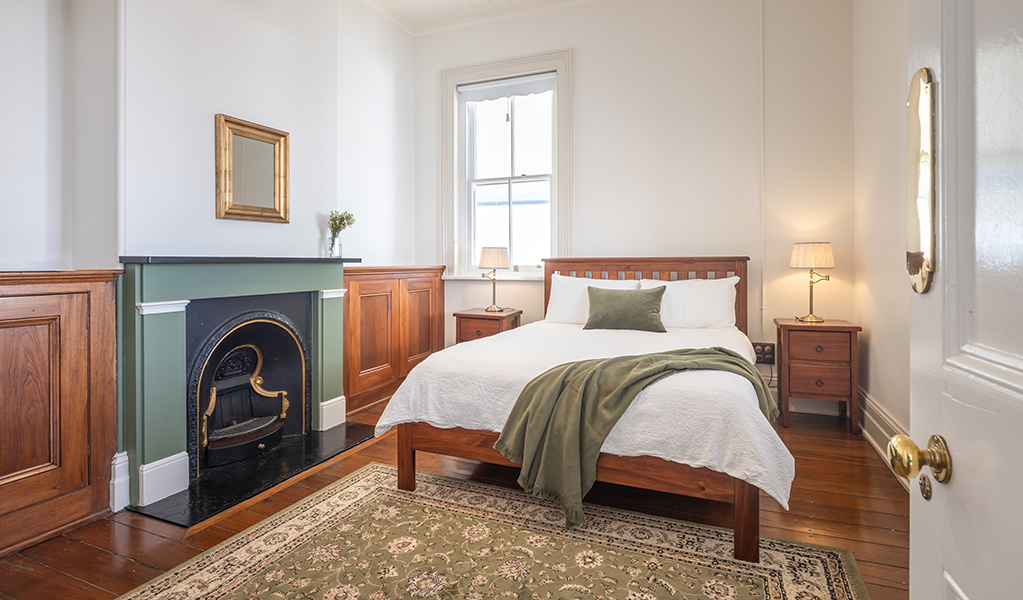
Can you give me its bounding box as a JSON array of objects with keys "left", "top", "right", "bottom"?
[{"left": 188, "top": 308, "right": 310, "bottom": 478}]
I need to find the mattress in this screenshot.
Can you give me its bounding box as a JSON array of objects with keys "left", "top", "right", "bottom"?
[{"left": 375, "top": 321, "right": 794, "bottom": 508}]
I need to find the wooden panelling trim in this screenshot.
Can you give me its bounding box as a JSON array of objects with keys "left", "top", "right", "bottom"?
[
  {"left": 343, "top": 266, "right": 445, "bottom": 278},
  {"left": 0, "top": 509, "right": 108, "bottom": 559},
  {"left": 0, "top": 488, "right": 98, "bottom": 557},
  {"left": 0, "top": 270, "right": 122, "bottom": 286}
]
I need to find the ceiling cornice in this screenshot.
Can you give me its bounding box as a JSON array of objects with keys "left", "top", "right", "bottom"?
[{"left": 360, "top": 0, "right": 603, "bottom": 38}]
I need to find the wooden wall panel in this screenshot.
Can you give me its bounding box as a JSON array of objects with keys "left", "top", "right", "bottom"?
[
  {"left": 347, "top": 279, "right": 399, "bottom": 396},
  {"left": 0, "top": 271, "right": 120, "bottom": 557},
  {"left": 0, "top": 318, "right": 56, "bottom": 479},
  {"left": 343, "top": 267, "right": 444, "bottom": 416}
]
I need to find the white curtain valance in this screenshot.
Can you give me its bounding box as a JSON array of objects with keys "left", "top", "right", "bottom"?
[{"left": 457, "top": 71, "right": 556, "bottom": 104}]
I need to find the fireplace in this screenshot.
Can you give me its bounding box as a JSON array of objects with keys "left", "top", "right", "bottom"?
[
  {"left": 119, "top": 256, "right": 373, "bottom": 526},
  {"left": 186, "top": 293, "right": 312, "bottom": 478}
]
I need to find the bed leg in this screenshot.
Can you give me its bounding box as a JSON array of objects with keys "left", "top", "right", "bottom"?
[
  {"left": 733, "top": 480, "right": 760, "bottom": 563},
  {"left": 397, "top": 423, "right": 416, "bottom": 491}
]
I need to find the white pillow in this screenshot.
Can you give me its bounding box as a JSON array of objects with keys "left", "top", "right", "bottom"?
[
  {"left": 639, "top": 276, "right": 739, "bottom": 328},
  {"left": 545, "top": 274, "right": 639, "bottom": 323}
]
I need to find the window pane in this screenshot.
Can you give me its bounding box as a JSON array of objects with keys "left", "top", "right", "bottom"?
[
  {"left": 512, "top": 91, "right": 553, "bottom": 176},
  {"left": 473, "top": 182, "right": 509, "bottom": 265},
  {"left": 471, "top": 99, "right": 511, "bottom": 179},
  {"left": 511, "top": 179, "right": 550, "bottom": 266}
]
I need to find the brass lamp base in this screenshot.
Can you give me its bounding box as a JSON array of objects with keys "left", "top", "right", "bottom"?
[
  {"left": 797, "top": 270, "right": 830, "bottom": 324},
  {"left": 485, "top": 304, "right": 504, "bottom": 312}
]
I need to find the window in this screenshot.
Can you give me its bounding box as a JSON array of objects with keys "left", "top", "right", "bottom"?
[
  {"left": 461, "top": 73, "right": 554, "bottom": 269},
  {"left": 440, "top": 51, "right": 572, "bottom": 276}
]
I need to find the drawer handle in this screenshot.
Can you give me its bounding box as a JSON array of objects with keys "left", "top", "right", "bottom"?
[
  {"left": 815, "top": 379, "right": 825, "bottom": 387},
  {"left": 816, "top": 345, "right": 824, "bottom": 353},
  {"left": 475, "top": 329, "right": 482, "bottom": 336}
]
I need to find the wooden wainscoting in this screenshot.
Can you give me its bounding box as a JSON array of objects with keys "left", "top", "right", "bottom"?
[
  {"left": 343, "top": 266, "right": 444, "bottom": 417},
  {"left": 0, "top": 271, "right": 120, "bottom": 557}
]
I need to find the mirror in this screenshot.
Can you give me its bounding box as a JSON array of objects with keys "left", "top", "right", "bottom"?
[
  {"left": 906, "top": 68, "right": 935, "bottom": 293},
  {"left": 216, "top": 114, "right": 289, "bottom": 223}
]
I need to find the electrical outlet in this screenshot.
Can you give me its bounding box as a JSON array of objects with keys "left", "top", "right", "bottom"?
[{"left": 753, "top": 342, "right": 775, "bottom": 364}]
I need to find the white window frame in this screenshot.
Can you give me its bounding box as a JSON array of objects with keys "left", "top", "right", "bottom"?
[{"left": 440, "top": 50, "right": 572, "bottom": 277}]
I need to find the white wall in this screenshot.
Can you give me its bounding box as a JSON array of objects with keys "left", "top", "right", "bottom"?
[
  {"left": 0, "top": 1, "right": 71, "bottom": 270},
  {"left": 414, "top": 0, "right": 855, "bottom": 351},
  {"left": 763, "top": 0, "right": 855, "bottom": 340},
  {"left": 121, "top": 0, "right": 338, "bottom": 257},
  {"left": 853, "top": 0, "right": 911, "bottom": 428},
  {"left": 2, "top": 0, "right": 414, "bottom": 268},
  {"left": 337, "top": 0, "right": 416, "bottom": 265},
  {"left": 70, "top": 0, "right": 118, "bottom": 269}
]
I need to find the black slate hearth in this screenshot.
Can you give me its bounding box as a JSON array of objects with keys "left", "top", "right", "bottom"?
[{"left": 129, "top": 422, "right": 374, "bottom": 528}]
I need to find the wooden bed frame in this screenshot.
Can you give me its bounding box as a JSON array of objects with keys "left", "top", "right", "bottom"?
[{"left": 396, "top": 256, "right": 760, "bottom": 562}]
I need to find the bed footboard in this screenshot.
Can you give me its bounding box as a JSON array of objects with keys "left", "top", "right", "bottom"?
[{"left": 394, "top": 422, "right": 761, "bottom": 563}]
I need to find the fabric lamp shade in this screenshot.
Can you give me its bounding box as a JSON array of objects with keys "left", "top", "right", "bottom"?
[
  {"left": 479, "top": 247, "right": 510, "bottom": 270},
  {"left": 790, "top": 242, "right": 835, "bottom": 270}
]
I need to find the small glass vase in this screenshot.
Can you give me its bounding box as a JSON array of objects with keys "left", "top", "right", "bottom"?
[{"left": 328, "top": 235, "right": 341, "bottom": 258}]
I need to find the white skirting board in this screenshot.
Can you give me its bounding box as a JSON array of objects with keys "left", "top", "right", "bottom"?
[
  {"left": 859, "top": 388, "right": 911, "bottom": 491},
  {"left": 317, "top": 395, "right": 347, "bottom": 431},
  {"left": 137, "top": 451, "right": 189, "bottom": 506},
  {"left": 109, "top": 452, "right": 130, "bottom": 512}
]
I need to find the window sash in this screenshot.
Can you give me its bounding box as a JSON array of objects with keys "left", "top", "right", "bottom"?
[
  {"left": 440, "top": 50, "right": 572, "bottom": 277},
  {"left": 465, "top": 92, "right": 553, "bottom": 269}
]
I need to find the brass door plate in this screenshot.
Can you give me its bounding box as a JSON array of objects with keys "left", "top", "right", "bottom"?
[{"left": 920, "top": 474, "right": 933, "bottom": 500}]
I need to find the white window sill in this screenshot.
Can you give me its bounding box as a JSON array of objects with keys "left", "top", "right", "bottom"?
[{"left": 443, "top": 274, "right": 544, "bottom": 282}]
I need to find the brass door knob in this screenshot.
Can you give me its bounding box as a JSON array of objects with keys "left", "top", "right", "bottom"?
[{"left": 887, "top": 434, "right": 951, "bottom": 483}]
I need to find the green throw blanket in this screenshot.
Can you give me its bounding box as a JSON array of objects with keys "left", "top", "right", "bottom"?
[{"left": 493, "top": 347, "right": 777, "bottom": 528}]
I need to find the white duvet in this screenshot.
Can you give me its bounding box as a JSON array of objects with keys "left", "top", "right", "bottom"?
[{"left": 375, "top": 321, "right": 794, "bottom": 508}]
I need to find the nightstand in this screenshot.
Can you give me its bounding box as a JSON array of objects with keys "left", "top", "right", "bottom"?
[
  {"left": 775, "top": 318, "right": 862, "bottom": 433},
  {"left": 454, "top": 308, "right": 522, "bottom": 343}
]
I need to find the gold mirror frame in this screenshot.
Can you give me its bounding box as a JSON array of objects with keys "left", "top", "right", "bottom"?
[
  {"left": 906, "top": 68, "right": 935, "bottom": 293},
  {"left": 215, "top": 114, "right": 289, "bottom": 223}
]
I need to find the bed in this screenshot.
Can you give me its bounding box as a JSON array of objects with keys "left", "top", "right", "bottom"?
[{"left": 376, "top": 257, "right": 794, "bottom": 563}]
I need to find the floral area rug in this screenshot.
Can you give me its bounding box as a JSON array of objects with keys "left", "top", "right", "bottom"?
[{"left": 119, "top": 463, "right": 869, "bottom": 600}]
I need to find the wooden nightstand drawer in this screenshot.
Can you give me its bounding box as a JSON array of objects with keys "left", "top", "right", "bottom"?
[
  {"left": 789, "top": 331, "right": 851, "bottom": 362},
  {"left": 789, "top": 364, "right": 852, "bottom": 396},
  {"left": 454, "top": 308, "right": 522, "bottom": 344},
  {"left": 458, "top": 317, "right": 502, "bottom": 342}
]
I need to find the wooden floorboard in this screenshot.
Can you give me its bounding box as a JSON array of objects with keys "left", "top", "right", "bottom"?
[{"left": 3, "top": 411, "right": 909, "bottom": 599}]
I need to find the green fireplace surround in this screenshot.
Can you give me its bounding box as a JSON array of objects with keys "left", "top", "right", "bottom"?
[{"left": 119, "top": 257, "right": 356, "bottom": 505}]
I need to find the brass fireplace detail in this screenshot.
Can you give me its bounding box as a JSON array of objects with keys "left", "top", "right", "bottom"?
[
  {"left": 201, "top": 344, "right": 290, "bottom": 449},
  {"left": 199, "top": 341, "right": 295, "bottom": 468}
]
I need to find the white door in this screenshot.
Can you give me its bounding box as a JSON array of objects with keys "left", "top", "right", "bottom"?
[{"left": 908, "top": 0, "right": 1023, "bottom": 598}]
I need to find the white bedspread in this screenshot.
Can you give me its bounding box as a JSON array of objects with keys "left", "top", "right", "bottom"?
[{"left": 375, "top": 321, "right": 794, "bottom": 508}]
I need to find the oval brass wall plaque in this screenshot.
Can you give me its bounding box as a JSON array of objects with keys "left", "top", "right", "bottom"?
[{"left": 906, "top": 68, "right": 935, "bottom": 293}]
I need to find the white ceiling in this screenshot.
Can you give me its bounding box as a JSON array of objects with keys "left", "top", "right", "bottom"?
[{"left": 363, "top": 0, "right": 601, "bottom": 36}]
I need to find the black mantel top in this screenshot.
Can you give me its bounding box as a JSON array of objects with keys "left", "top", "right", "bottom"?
[{"left": 119, "top": 256, "right": 362, "bottom": 265}]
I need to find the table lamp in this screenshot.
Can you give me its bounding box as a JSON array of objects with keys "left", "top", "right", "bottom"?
[
  {"left": 790, "top": 242, "right": 834, "bottom": 323},
  {"left": 479, "top": 247, "right": 510, "bottom": 312}
]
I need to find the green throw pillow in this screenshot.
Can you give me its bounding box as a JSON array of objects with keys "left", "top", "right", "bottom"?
[{"left": 583, "top": 286, "right": 666, "bottom": 332}]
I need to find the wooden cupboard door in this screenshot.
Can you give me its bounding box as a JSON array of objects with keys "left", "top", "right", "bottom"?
[
  {"left": 0, "top": 293, "right": 89, "bottom": 516},
  {"left": 347, "top": 278, "right": 400, "bottom": 394},
  {"left": 399, "top": 277, "right": 442, "bottom": 376}
]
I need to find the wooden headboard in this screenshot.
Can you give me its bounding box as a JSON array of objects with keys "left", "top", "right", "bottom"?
[{"left": 542, "top": 256, "right": 750, "bottom": 335}]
